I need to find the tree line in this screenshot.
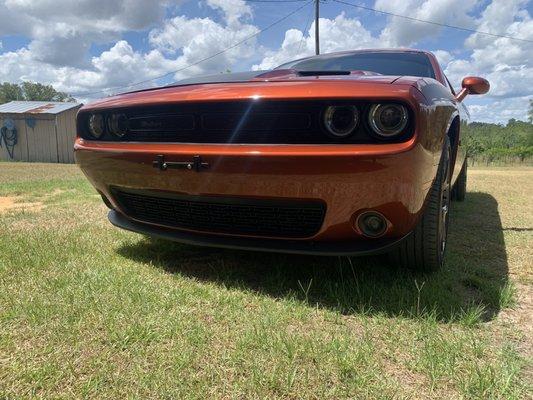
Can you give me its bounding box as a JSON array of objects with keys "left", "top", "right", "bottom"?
[
  {"left": 462, "top": 121, "right": 532, "bottom": 164},
  {"left": 462, "top": 99, "right": 532, "bottom": 164},
  {"left": 0, "top": 82, "right": 74, "bottom": 104}
]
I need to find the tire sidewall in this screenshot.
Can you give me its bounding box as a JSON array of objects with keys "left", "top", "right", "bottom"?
[{"left": 436, "top": 138, "right": 452, "bottom": 266}]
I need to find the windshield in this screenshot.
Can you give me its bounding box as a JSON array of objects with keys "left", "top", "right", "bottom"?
[{"left": 276, "top": 52, "right": 436, "bottom": 79}]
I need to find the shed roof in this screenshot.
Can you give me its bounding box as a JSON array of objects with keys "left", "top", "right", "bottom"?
[{"left": 0, "top": 101, "right": 81, "bottom": 115}]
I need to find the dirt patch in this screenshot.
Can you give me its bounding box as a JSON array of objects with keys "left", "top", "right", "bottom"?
[
  {"left": 50, "top": 188, "right": 66, "bottom": 196},
  {"left": 0, "top": 196, "right": 44, "bottom": 214},
  {"left": 490, "top": 282, "right": 533, "bottom": 385},
  {"left": 0, "top": 196, "right": 16, "bottom": 211},
  {"left": 499, "top": 282, "right": 533, "bottom": 351}
]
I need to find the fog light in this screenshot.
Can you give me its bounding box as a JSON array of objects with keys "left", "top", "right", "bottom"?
[{"left": 357, "top": 211, "right": 388, "bottom": 238}]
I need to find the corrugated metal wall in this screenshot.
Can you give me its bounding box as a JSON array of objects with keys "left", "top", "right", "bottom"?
[
  {"left": 54, "top": 108, "right": 78, "bottom": 163},
  {"left": 0, "top": 107, "right": 79, "bottom": 163}
]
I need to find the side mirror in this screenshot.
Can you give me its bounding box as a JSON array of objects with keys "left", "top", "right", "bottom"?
[{"left": 456, "top": 76, "right": 490, "bottom": 102}]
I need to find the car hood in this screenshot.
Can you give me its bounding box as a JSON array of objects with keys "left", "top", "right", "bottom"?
[
  {"left": 83, "top": 70, "right": 421, "bottom": 110},
  {"left": 170, "top": 70, "right": 401, "bottom": 86}
]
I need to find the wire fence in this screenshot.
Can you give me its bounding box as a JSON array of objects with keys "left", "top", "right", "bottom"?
[{"left": 469, "top": 155, "right": 533, "bottom": 167}]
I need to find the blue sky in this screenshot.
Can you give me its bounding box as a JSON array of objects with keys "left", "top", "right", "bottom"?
[
  {"left": 75, "top": 0, "right": 477, "bottom": 73},
  {"left": 127, "top": 2, "right": 471, "bottom": 56},
  {"left": 0, "top": 0, "right": 532, "bottom": 123}
]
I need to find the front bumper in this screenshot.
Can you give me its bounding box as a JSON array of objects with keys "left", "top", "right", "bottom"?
[
  {"left": 75, "top": 138, "right": 436, "bottom": 244},
  {"left": 109, "top": 210, "right": 411, "bottom": 256}
]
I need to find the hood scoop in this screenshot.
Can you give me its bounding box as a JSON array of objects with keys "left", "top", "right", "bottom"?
[
  {"left": 297, "top": 70, "right": 351, "bottom": 76},
  {"left": 252, "top": 69, "right": 384, "bottom": 81}
]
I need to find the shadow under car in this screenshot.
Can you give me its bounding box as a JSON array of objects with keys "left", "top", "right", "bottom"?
[{"left": 117, "top": 192, "right": 509, "bottom": 322}]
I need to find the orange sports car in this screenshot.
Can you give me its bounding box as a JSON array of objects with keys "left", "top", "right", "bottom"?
[{"left": 75, "top": 49, "right": 489, "bottom": 272}]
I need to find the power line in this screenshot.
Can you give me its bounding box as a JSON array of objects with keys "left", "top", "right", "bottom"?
[
  {"left": 297, "top": 1, "right": 314, "bottom": 54},
  {"left": 333, "top": 0, "right": 533, "bottom": 43},
  {"left": 71, "top": 0, "right": 312, "bottom": 97},
  {"left": 244, "top": 1, "right": 307, "bottom": 3},
  {"left": 72, "top": 0, "right": 531, "bottom": 97}
]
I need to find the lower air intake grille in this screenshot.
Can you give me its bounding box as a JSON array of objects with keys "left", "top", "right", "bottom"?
[{"left": 113, "top": 189, "right": 326, "bottom": 238}]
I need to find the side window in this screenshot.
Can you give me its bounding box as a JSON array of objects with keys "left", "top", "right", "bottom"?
[{"left": 444, "top": 75, "right": 456, "bottom": 95}]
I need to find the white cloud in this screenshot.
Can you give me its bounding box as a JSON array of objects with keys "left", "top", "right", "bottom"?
[
  {"left": 376, "top": 0, "right": 478, "bottom": 46},
  {"left": 0, "top": 0, "right": 261, "bottom": 98},
  {"left": 148, "top": 0, "right": 258, "bottom": 81},
  {"left": 0, "top": 0, "right": 185, "bottom": 67},
  {"left": 149, "top": 15, "right": 258, "bottom": 79},
  {"left": 205, "top": 0, "right": 252, "bottom": 27},
  {"left": 439, "top": 0, "right": 533, "bottom": 121},
  {"left": 254, "top": 0, "right": 532, "bottom": 122},
  {"left": 466, "top": 96, "right": 533, "bottom": 123},
  {"left": 1, "top": 0, "right": 177, "bottom": 33},
  {"left": 253, "top": 13, "right": 383, "bottom": 70}
]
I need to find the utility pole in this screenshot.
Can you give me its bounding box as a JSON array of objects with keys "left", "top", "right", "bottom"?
[{"left": 315, "top": 0, "right": 320, "bottom": 55}]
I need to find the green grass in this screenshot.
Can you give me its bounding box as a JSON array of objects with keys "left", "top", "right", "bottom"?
[{"left": 0, "top": 162, "right": 531, "bottom": 399}]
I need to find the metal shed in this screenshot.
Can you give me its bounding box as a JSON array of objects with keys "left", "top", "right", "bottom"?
[{"left": 0, "top": 101, "right": 81, "bottom": 163}]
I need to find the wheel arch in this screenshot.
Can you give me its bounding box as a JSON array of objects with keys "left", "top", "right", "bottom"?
[{"left": 446, "top": 114, "right": 461, "bottom": 171}]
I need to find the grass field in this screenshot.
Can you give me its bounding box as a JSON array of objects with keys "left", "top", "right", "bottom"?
[{"left": 0, "top": 162, "right": 531, "bottom": 399}]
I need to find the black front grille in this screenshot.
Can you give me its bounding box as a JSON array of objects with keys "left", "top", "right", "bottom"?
[
  {"left": 78, "top": 100, "right": 414, "bottom": 144},
  {"left": 113, "top": 189, "right": 326, "bottom": 238}
]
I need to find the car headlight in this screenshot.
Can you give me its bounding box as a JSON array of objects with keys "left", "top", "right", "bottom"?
[
  {"left": 88, "top": 114, "right": 105, "bottom": 139},
  {"left": 107, "top": 113, "right": 128, "bottom": 138},
  {"left": 368, "top": 103, "right": 408, "bottom": 138},
  {"left": 323, "top": 105, "right": 359, "bottom": 138}
]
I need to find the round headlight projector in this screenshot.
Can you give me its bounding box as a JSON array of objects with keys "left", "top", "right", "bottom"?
[
  {"left": 88, "top": 114, "right": 104, "bottom": 139},
  {"left": 323, "top": 105, "right": 359, "bottom": 138},
  {"left": 368, "top": 103, "right": 408, "bottom": 138},
  {"left": 107, "top": 113, "right": 128, "bottom": 138}
]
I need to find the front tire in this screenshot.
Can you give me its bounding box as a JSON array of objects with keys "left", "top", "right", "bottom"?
[{"left": 390, "top": 137, "right": 451, "bottom": 272}]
